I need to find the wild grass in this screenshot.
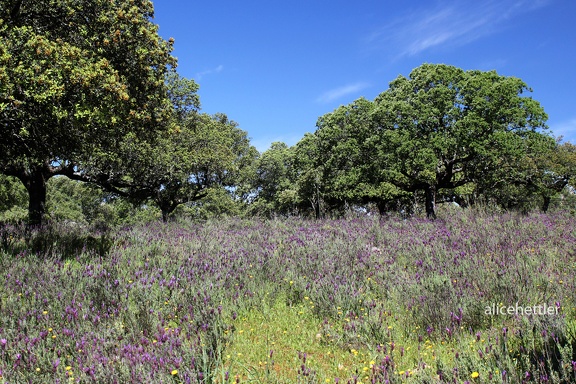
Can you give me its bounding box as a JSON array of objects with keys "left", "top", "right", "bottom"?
[{"left": 0, "top": 208, "right": 575, "bottom": 383}]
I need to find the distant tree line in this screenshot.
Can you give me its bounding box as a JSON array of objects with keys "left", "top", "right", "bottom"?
[
  {"left": 1, "top": 1, "right": 575, "bottom": 226},
  {"left": 249, "top": 65, "right": 576, "bottom": 219}
]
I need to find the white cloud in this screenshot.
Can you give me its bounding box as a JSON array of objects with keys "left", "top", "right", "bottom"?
[
  {"left": 368, "top": 0, "right": 552, "bottom": 58},
  {"left": 316, "top": 82, "right": 370, "bottom": 104},
  {"left": 195, "top": 64, "right": 224, "bottom": 80},
  {"left": 251, "top": 134, "right": 303, "bottom": 153},
  {"left": 551, "top": 118, "right": 576, "bottom": 143}
]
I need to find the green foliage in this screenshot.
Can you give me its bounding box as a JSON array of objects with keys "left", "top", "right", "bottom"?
[
  {"left": 0, "top": 0, "right": 176, "bottom": 224},
  {"left": 474, "top": 136, "right": 576, "bottom": 212},
  {"left": 46, "top": 177, "right": 94, "bottom": 224},
  {"left": 249, "top": 142, "right": 300, "bottom": 217},
  {"left": 47, "top": 176, "right": 159, "bottom": 229},
  {"left": 1, "top": 6, "right": 573, "bottom": 229},
  {"left": 313, "top": 98, "right": 383, "bottom": 209},
  {"left": 284, "top": 63, "right": 554, "bottom": 219},
  {"left": 373, "top": 64, "right": 549, "bottom": 217},
  {"left": 0, "top": 175, "right": 27, "bottom": 223},
  {"left": 93, "top": 70, "right": 259, "bottom": 222},
  {"left": 117, "top": 107, "right": 258, "bottom": 221},
  {"left": 293, "top": 133, "right": 326, "bottom": 218},
  {"left": 176, "top": 186, "right": 246, "bottom": 220}
]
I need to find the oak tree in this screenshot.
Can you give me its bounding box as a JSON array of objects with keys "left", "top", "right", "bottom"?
[
  {"left": 372, "top": 64, "right": 549, "bottom": 218},
  {"left": 0, "top": 0, "right": 175, "bottom": 225}
]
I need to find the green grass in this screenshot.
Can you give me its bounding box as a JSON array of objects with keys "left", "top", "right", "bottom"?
[
  {"left": 226, "top": 293, "right": 384, "bottom": 383},
  {"left": 222, "top": 292, "right": 507, "bottom": 383}
]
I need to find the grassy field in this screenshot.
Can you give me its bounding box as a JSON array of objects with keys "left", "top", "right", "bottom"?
[{"left": 1, "top": 208, "right": 575, "bottom": 383}]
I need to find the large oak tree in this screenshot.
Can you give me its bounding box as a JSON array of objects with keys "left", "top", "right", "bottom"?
[
  {"left": 297, "top": 64, "right": 550, "bottom": 218},
  {"left": 0, "top": 0, "right": 176, "bottom": 225},
  {"left": 372, "top": 64, "right": 549, "bottom": 218}
]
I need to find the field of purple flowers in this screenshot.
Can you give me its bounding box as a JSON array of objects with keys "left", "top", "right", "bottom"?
[{"left": 1, "top": 208, "right": 575, "bottom": 383}]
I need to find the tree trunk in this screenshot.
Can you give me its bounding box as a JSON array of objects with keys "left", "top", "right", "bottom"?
[
  {"left": 310, "top": 198, "right": 320, "bottom": 219},
  {"left": 21, "top": 167, "right": 50, "bottom": 227},
  {"left": 310, "top": 186, "right": 322, "bottom": 219},
  {"left": 157, "top": 199, "right": 178, "bottom": 223},
  {"left": 158, "top": 202, "right": 172, "bottom": 223},
  {"left": 541, "top": 195, "right": 551, "bottom": 213},
  {"left": 377, "top": 200, "right": 387, "bottom": 216},
  {"left": 424, "top": 184, "right": 437, "bottom": 219}
]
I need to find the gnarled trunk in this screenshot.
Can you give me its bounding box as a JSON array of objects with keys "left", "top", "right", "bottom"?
[
  {"left": 424, "top": 184, "right": 437, "bottom": 219},
  {"left": 541, "top": 195, "right": 551, "bottom": 213},
  {"left": 10, "top": 164, "right": 52, "bottom": 227},
  {"left": 26, "top": 172, "right": 47, "bottom": 226}
]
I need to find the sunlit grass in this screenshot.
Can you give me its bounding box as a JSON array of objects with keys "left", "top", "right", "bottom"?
[
  {"left": 223, "top": 292, "right": 513, "bottom": 383},
  {"left": 226, "top": 294, "right": 380, "bottom": 383}
]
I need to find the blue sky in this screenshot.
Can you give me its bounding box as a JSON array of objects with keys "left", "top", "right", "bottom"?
[{"left": 153, "top": 0, "right": 576, "bottom": 152}]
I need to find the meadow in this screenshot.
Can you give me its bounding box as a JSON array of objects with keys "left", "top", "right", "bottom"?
[{"left": 0, "top": 208, "right": 575, "bottom": 383}]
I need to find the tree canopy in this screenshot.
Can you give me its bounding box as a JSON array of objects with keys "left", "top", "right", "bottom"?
[
  {"left": 0, "top": 0, "right": 176, "bottom": 225},
  {"left": 118, "top": 110, "right": 258, "bottom": 222},
  {"left": 372, "top": 64, "right": 549, "bottom": 217},
  {"left": 282, "top": 64, "right": 554, "bottom": 218}
]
